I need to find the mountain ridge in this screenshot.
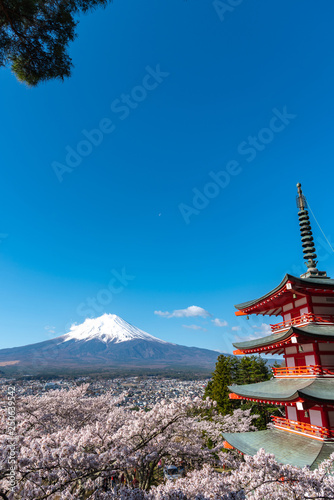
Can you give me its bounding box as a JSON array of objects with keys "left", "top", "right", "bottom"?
[{"left": 0, "top": 314, "right": 219, "bottom": 374}]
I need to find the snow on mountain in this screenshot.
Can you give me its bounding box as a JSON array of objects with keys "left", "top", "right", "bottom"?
[
  {"left": 0, "top": 313, "right": 220, "bottom": 373},
  {"left": 60, "top": 314, "right": 169, "bottom": 344}
]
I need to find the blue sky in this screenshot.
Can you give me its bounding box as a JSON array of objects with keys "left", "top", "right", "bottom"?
[{"left": 0, "top": 0, "right": 334, "bottom": 353}]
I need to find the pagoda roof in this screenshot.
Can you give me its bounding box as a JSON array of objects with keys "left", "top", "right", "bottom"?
[
  {"left": 228, "top": 377, "right": 334, "bottom": 403},
  {"left": 223, "top": 428, "right": 334, "bottom": 469},
  {"left": 235, "top": 274, "right": 334, "bottom": 315},
  {"left": 233, "top": 324, "right": 334, "bottom": 352}
]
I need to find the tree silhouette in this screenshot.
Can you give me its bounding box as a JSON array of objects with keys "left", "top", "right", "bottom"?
[{"left": 0, "top": 0, "right": 111, "bottom": 86}]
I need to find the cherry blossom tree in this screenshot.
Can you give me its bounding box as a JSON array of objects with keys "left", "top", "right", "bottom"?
[
  {"left": 1, "top": 385, "right": 333, "bottom": 499},
  {"left": 148, "top": 449, "right": 334, "bottom": 500},
  {"left": 0, "top": 386, "right": 254, "bottom": 498}
]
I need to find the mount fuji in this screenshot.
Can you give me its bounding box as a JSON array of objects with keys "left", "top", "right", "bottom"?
[
  {"left": 62, "top": 314, "right": 169, "bottom": 345},
  {"left": 0, "top": 314, "right": 219, "bottom": 374}
]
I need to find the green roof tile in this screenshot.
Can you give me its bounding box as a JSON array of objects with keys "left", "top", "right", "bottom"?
[
  {"left": 223, "top": 429, "right": 334, "bottom": 469},
  {"left": 233, "top": 330, "right": 291, "bottom": 350},
  {"left": 233, "top": 324, "right": 334, "bottom": 350},
  {"left": 300, "top": 378, "right": 334, "bottom": 403},
  {"left": 235, "top": 274, "right": 334, "bottom": 311},
  {"left": 228, "top": 378, "right": 334, "bottom": 402}
]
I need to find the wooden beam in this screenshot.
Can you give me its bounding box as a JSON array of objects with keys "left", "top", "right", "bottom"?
[{"left": 235, "top": 310, "right": 247, "bottom": 316}]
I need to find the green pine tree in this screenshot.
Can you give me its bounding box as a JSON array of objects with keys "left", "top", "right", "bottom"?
[
  {"left": 0, "top": 0, "right": 111, "bottom": 86},
  {"left": 204, "top": 355, "right": 239, "bottom": 414},
  {"left": 204, "top": 354, "right": 282, "bottom": 429}
]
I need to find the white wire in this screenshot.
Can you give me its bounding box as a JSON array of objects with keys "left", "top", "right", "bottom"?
[{"left": 307, "top": 202, "right": 334, "bottom": 254}]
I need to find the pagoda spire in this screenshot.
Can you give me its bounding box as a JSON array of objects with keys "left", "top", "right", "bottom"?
[{"left": 296, "top": 183, "right": 326, "bottom": 279}]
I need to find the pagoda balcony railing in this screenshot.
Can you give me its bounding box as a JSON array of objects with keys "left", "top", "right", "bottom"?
[
  {"left": 272, "top": 365, "right": 334, "bottom": 378},
  {"left": 270, "top": 313, "right": 334, "bottom": 333},
  {"left": 272, "top": 416, "right": 334, "bottom": 441}
]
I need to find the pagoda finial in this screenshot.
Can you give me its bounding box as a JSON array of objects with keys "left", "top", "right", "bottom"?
[
  {"left": 296, "top": 183, "right": 327, "bottom": 279},
  {"left": 296, "top": 183, "right": 306, "bottom": 210}
]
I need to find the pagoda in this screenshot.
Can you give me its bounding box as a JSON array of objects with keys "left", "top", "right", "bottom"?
[{"left": 223, "top": 183, "right": 334, "bottom": 469}]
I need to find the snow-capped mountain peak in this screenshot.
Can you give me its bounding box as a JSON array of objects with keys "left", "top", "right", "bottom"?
[
  {"left": 61, "top": 314, "right": 168, "bottom": 344},
  {"left": 0, "top": 314, "right": 219, "bottom": 372}
]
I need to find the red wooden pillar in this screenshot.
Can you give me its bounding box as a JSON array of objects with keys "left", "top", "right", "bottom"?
[
  {"left": 313, "top": 342, "right": 321, "bottom": 363},
  {"left": 321, "top": 406, "right": 330, "bottom": 430}
]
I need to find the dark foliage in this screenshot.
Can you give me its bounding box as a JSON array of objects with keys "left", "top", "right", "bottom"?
[
  {"left": 204, "top": 354, "right": 283, "bottom": 429},
  {"left": 0, "top": 0, "right": 110, "bottom": 85}
]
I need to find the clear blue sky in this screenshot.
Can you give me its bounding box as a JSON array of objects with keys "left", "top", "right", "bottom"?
[{"left": 0, "top": 0, "right": 334, "bottom": 352}]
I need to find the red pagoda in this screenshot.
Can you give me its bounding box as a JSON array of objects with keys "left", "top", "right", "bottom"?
[{"left": 223, "top": 183, "right": 334, "bottom": 469}]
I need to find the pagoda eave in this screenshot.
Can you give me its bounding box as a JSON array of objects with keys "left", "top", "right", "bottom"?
[
  {"left": 229, "top": 392, "right": 291, "bottom": 404},
  {"left": 228, "top": 378, "right": 334, "bottom": 404},
  {"left": 234, "top": 274, "right": 334, "bottom": 316},
  {"left": 232, "top": 328, "right": 295, "bottom": 353},
  {"left": 232, "top": 324, "right": 334, "bottom": 354},
  {"left": 222, "top": 429, "right": 334, "bottom": 470},
  {"left": 233, "top": 345, "right": 285, "bottom": 356},
  {"left": 229, "top": 393, "right": 334, "bottom": 407}
]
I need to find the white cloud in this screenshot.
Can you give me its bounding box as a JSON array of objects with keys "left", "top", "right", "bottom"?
[
  {"left": 44, "top": 325, "right": 56, "bottom": 334},
  {"left": 234, "top": 323, "right": 271, "bottom": 342},
  {"left": 182, "top": 324, "right": 207, "bottom": 331},
  {"left": 231, "top": 326, "right": 241, "bottom": 331},
  {"left": 154, "top": 311, "right": 170, "bottom": 318},
  {"left": 154, "top": 305, "right": 211, "bottom": 319},
  {"left": 212, "top": 318, "right": 228, "bottom": 327}
]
